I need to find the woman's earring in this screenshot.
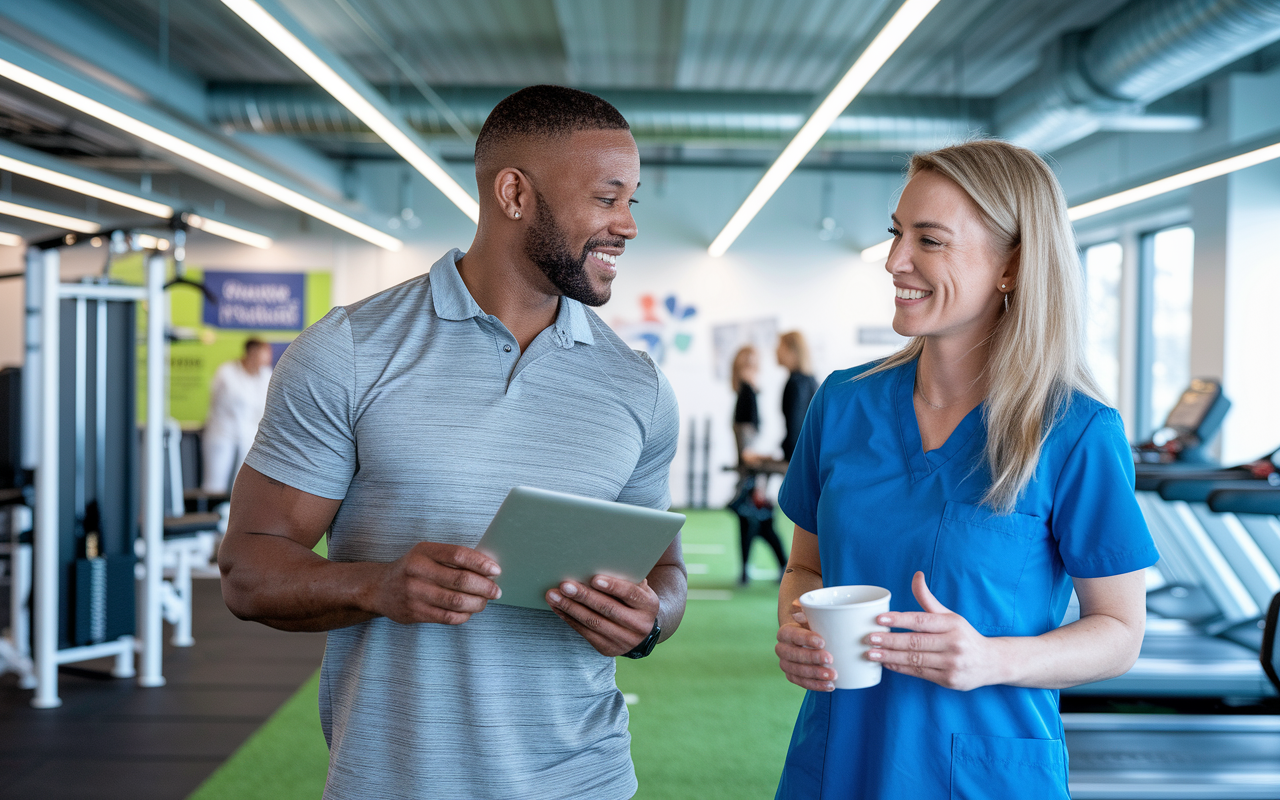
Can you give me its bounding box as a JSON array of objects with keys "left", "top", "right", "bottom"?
[
  {"left": 514, "top": 211, "right": 521, "bottom": 219},
  {"left": 1000, "top": 283, "right": 1007, "bottom": 291}
]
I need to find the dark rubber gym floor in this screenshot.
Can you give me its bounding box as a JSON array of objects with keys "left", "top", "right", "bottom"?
[{"left": 0, "top": 579, "right": 326, "bottom": 799}]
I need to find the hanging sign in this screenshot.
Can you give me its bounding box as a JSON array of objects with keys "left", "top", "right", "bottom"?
[{"left": 202, "top": 271, "right": 306, "bottom": 330}]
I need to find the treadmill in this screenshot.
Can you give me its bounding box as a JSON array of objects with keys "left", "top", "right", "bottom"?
[
  {"left": 1059, "top": 383, "right": 1280, "bottom": 798},
  {"left": 1133, "top": 379, "right": 1238, "bottom": 491}
]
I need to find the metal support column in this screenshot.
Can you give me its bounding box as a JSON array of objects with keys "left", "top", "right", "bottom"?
[
  {"left": 138, "top": 252, "right": 166, "bottom": 688},
  {"left": 31, "top": 248, "right": 61, "bottom": 709}
]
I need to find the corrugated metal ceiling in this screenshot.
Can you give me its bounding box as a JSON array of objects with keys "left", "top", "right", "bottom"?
[{"left": 60, "top": 0, "right": 1130, "bottom": 96}]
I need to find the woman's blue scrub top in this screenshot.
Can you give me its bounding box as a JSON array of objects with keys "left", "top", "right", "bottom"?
[{"left": 775, "top": 360, "right": 1159, "bottom": 800}]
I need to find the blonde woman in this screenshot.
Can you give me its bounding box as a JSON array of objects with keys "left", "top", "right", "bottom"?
[
  {"left": 775, "top": 331, "right": 817, "bottom": 462},
  {"left": 729, "top": 345, "right": 787, "bottom": 584},
  {"left": 773, "top": 140, "right": 1157, "bottom": 799}
]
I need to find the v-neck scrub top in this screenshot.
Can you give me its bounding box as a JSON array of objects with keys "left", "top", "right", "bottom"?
[{"left": 775, "top": 360, "right": 1158, "bottom": 800}]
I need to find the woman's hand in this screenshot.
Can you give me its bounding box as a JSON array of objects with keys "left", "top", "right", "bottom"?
[
  {"left": 776, "top": 604, "right": 838, "bottom": 692},
  {"left": 867, "top": 571, "right": 1006, "bottom": 692}
]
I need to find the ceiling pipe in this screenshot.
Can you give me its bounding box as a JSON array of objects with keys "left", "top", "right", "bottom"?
[
  {"left": 996, "top": 0, "right": 1280, "bottom": 151},
  {"left": 207, "top": 84, "right": 1202, "bottom": 154}
]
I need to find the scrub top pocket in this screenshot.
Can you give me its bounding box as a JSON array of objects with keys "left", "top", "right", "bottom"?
[
  {"left": 929, "top": 501, "right": 1045, "bottom": 635},
  {"left": 950, "top": 733, "right": 1069, "bottom": 800}
]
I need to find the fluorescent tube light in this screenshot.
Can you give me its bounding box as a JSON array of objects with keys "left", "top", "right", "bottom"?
[
  {"left": 857, "top": 137, "right": 1280, "bottom": 263},
  {"left": 0, "top": 199, "right": 99, "bottom": 233},
  {"left": 0, "top": 153, "right": 173, "bottom": 218},
  {"left": 185, "top": 213, "right": 273, "bottom": 249},
  {"left": 0, "top": 56, "right": 402, "bottom": 251},
  {"left": 222, "top": 0, "right": 481, "bottom": 223},
  {"left": 133, "top": 233, "right": 169, "bottom": 251},
  {"left": 0, "top": 231, "right": 23, "bottom": 247},
  {"left": 708, "top": 0, "right": 942, "bottom": 257},
  {"left": 1068, "top": 141, "right": 1280, "bottom": 221}
]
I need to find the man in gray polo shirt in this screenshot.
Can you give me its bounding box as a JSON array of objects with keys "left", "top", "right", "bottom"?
[{"left": 219, "top": 86, "right": 684, "bottom": 799}]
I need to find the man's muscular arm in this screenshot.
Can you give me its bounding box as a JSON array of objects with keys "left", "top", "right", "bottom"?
[{"left": 220, "top": 465, "right": 502, "bottom": 631}]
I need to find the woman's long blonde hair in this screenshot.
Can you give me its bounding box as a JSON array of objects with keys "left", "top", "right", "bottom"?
[
  {"left": 863, "top": 140, "right": 1103, "bottom": 513},
  {"left": 779, "top": 331, "right": 813, "bottom": 375}
]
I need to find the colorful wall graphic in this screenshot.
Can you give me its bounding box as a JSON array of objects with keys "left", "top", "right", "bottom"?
[{"left": 613, "top": 293, "right": 698, "bottom": 364}]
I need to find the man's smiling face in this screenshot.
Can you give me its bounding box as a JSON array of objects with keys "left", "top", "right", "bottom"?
[{"left": 522, "top": 128, "right": 640, "bottom": 307}]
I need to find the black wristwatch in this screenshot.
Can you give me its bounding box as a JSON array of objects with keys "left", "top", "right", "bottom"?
[{"left": 623, "top": 619, "right": 661, "bottom": 659}]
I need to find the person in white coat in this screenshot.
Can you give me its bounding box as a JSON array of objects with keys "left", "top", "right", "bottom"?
[{"left": 201, "top": 338, "right": 273, "bottom": 493}]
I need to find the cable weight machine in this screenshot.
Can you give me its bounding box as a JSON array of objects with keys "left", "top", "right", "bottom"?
[{"left": 7, "top": 228, "right": 172, "bottom": 707}]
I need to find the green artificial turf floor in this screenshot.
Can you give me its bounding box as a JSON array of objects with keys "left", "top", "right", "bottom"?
[{"left": 189, "top": 509, "right": 803, "bottom": 800}]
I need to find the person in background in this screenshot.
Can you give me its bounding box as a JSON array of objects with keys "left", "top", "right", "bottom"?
[
  {"left": 201, "top": 337, "right": 273, "bottom": 493},
  {"left": 729, "top": 345, "right": 786, "bottom": 585},
  {"left": 776, "top": 331, "right": 817, "bottom": 463},
  {"left": 773, "top": 140, "right": 1156, "bottom": 799},
  {"left": 731, "top": 345, "right": 763, "bottom": 463}
]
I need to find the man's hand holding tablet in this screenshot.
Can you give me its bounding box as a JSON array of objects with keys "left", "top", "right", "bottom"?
[
  {"left": 547, "top": 575, "right": 661, "bottom": 657},
  {"left": 368, "top": 541, "right": 504, "bottom": 626},
  {"left": 476, "top": 486, "right": 686, "bottom": 657}
]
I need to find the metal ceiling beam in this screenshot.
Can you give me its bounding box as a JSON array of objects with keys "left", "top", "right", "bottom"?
[
  {"left": 0, "top": 33, "right": 399, "bottom": 248},
  {"left": 0, "top": 0, "right": 349, "bottom": 202},
  {"left": 0, "top": 137, "right": 275, "bottom": 241},
  {"left": 203, "top": 83, "right": 1205, "bottom": 155}
]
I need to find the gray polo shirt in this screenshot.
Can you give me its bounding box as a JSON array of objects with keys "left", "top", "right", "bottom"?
[{"left": 244, "top": 249, "right": 680, "bottom": 800}]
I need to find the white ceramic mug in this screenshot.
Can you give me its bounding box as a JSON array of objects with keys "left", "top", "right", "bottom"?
[{"left": 798, "top": 585, "right": 892, "bottom": 690}]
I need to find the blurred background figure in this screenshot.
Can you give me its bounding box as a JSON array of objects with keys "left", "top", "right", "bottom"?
[
  {"left": 777, "top": 331, "right": 818, "bottom": 463},
  {"left": 729, "top": 345, "right": 786, "bottom": 584},
  {"left": 732, "top": 345, "right": 764, "bottom": 464},
  {"left": 201, "top": 338, "right": 273, "bottom": 493}
]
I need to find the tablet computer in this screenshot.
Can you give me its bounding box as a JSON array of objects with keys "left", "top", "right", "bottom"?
[{"left": 475, "top": 486, "right": 686, "bottom": 610}]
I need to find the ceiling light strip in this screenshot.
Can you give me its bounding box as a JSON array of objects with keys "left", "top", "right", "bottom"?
[
  {"left": 1068, "top": 141, "right": 1280, "bottom": 221},
  {"left": 708, "top": 0, "right": 942, "bottom": 257},
  {"left": 185, "top": 213, "right": 273, "bottom": 249},
  {"left": 0, "top": 199, "right": 100, "bottom": 233},
  {"left": 0, "top": 56, "right": 401, "bottom": 251},
  {"left": 222, "top": 0, "right": 480, "bottom": 223},
  {"left": 0, "top": 153, "right": 173, "bottom": 218},
  {"left": 0, "top": 231, "right": 24, "bottom": 247},
  {"left": 859, "top": 136, "right": 1280, "bottom": 262}
]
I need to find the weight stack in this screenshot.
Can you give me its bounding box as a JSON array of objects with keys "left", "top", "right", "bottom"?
[{"left": 72, "top": 554, "right": 136, "bottom": 646}]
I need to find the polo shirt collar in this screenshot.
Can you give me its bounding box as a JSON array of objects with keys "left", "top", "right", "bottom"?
[{"left": 431, "top": 249, "right": 595, "bottom": 348}]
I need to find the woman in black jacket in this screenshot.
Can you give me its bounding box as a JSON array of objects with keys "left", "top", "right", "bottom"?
[
  {"left": 729, "top": 346, "right": 786, "bottom": 584},
  {"left": 776, "top": 331, "right": 818, "bottom": 462}
]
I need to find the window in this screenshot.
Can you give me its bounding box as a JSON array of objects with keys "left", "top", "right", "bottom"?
[
  {"left": 1082, "top": 242, "right": 1123, "bottom": 406},
  {"left": 1137, "top": 226, "right": 1194, "bottom": 438}
]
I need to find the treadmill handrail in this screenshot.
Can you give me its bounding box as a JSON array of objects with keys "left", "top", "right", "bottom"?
[
  {"left": 1157, "top": 475, "right": 1263, "bottom": 502},
  {"left": 1263, "top": 592, "right": 1280, "bottom": 694},
  {"left": 1209, "top": 486, "right": 1280, "bottom": 515}
]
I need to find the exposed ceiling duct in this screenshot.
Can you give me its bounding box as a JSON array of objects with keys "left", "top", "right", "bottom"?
[
  {"left": 207, "top": 85, "right": 994, "bottom": 154},
  {"left": 206, "top": 83, "right": 1200, "bottom": 158},
  {"left": 996, "top": 0, "right": 1280, "bottom": 151}
]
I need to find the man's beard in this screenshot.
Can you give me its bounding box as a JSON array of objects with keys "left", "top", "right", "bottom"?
[{"left": 524, "top": 190, "right": 619, "bottom": 307}]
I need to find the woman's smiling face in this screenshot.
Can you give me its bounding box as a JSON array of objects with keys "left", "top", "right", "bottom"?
[{"left": 885, "top": 169, "right": 1013, "bottom": 342}]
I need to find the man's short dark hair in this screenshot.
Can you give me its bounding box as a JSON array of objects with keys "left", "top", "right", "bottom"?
[
  {"left": 244, "top": 337, "right": 267, "bottom": 354},
  {"left": 475, "top": 85, "right": 629, "bottom": 166}
]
